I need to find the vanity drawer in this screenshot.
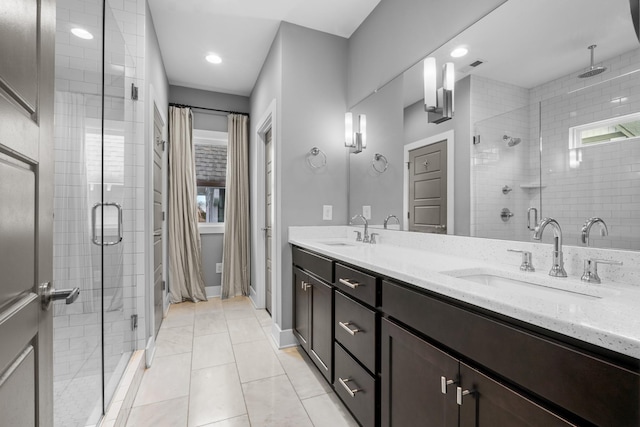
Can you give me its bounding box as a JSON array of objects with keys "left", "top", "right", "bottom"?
[
  {"left": 335, "top": 263, "right": 378, "bottom": 307},
  {"left": 292, "top": 246, "right": 333, "bottom": 283},
  {"left": 382, "top": 279, "right": 640, "bottom": 427},
  {"left": 335, "top": 291, "right": 376, "bottom": 373},
  {"left": 334, "top": 342, "right": 376, "bottom": 427}
]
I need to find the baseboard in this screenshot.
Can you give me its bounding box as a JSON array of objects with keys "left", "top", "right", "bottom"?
[
  {"left": 206, "top": 285, "right": 221, "bottom": 298},
  {"left": 145, "top": 336, "right": 156, "bottom": 368},
  {"left": 270, "top": 323, "right": 299, "bottom": 349}
]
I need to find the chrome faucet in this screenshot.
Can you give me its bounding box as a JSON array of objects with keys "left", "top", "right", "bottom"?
[
  {"left": 532, "top": 217, "right": 567, "bottom": 277},
  {"left": 383, "top": 214, "right": 400, "bottom": 229},
  {"left": 351, "top": 214, "right": 370, "bottom": 243},
  {"left": 581, "top": 217, "right": 608, "bottom": 246}
]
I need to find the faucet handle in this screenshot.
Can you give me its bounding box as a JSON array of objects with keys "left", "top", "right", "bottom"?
[
  {"left": 353, "top": 231, "right": 362, "bottom": 242},
  {"left": 370, "top": 233, "right": 379, "bottom": 244},
  {"left": 581, "top": 259, "right": 623, "bottom": 284},
  {"left": 507, "top": 249, "right": 535, "bottom": 272}
]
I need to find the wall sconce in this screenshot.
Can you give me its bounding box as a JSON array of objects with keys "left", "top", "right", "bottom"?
[
  {"left": 424, "top": 57, "right": 455, "bottom": 124},
  {"left": 345, "top": 112, "right": 366, "bottom": 153}
]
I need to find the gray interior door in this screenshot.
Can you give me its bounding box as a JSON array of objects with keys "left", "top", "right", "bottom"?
[
  {"left": 408, "top": 140, "right": 447, "bottom": 234},
  {"left": 265, "top": 129, "right": 273, "bottom": 315},
  {"left": 153, "top": 107, "right": 164, "bottom": 337},
  {"left": 0, "top": 0, "right": 56, "bottom": 425}
]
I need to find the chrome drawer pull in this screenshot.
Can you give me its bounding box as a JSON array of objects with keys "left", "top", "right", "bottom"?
[
  {"left": 441, "top": 376, "right": 456, "bottom": 394},
  {"left": 339, "top": 278, "right": 360, "bottom": 289},
  {"left": 456, "top": 386, "right": 475, "bottom": 405},
  {"left": 338, "top": 321, "right": 361, "bottom": 335},
  {"left": 338, "top": 377, "right": 361, "bottom": 397}
]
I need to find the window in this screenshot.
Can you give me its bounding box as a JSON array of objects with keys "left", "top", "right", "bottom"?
[
  {"left": 194, "top": 130, "right": 228, "bottom": 224},
  {"left": 569, "top": 112, "right": 640, "bottom": 149}
]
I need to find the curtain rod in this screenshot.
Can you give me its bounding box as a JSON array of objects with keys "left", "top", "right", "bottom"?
[{"left": 169, "top": 102, "right": 249, "bottom": 117}]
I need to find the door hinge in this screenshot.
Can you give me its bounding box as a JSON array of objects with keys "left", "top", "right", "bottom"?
[
  {"left": 161, "top": 280, "right": 166, "bottom": 291},
  {"left": 407, "top": 211, "right": 410, "bottom": 219},
  {"left": 131, "top": 314, "right": 138, "bottom": 330},
  {"left": 131, "top": 83, "right": 139, "bottom": 101},
  {"left": 162, "top": 211, "right": 165, "bottom": 221},
  {"left": 406, "top": 162, "right": 410, "bottom": 169}
]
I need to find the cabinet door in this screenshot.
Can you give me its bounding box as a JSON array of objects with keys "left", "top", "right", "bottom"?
[
  {"left": 293, "top": 267, "right": 310, "bottom": 351},
  {"left": 309, "top": 276, "right": 333, "bottom": 382},
  {"left": 381, "top": 319, "right": 458, "bottom": 427},
  {"left": 458, "top": 363, "right": 576, "bottom": 427}
]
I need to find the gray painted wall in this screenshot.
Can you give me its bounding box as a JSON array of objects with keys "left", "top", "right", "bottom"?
[
  {"left": 201, "top": 234, "right": 224, "bottom": 292},
  {"left": 347, "top": 0, "right": 507, "bottom": 107},
  {"left": 402, "top": 76, "right": 471, "bottom": 236},
  {"left": 250, "top": 23, "right": 348, "bottom": 332},
  {"left": 349, "top": 76, "right": 404, "bottom": 226},
  {"left": 169, "top": 85, "right": 250, "bottom": 131}
]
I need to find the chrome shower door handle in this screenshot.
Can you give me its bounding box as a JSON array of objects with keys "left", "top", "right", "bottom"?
[
  {"left": 91, "top": 202, "right": 101, "bottom": 245},
  {"left": 527, "top": 207, "right": 538, "bottom": 230},
  {"left": 91, "top": 202, "right": 124, "bottom": 246}
]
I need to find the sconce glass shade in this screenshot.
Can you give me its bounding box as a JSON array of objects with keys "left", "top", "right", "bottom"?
[
  {"left": 443, "top": 62, "right": 455, "bottom": 91},
  {"left": 424, "top": 57, "right": 437, "bottom": 111},
  {"left": 345, "top": 112, "right": 354, "bottom": 147},
  {"left": 359, "top": 114, "right": 366, "bottom": 149},
  {"left": 424, "top": 58, "right": 455, "bottom": 124}
]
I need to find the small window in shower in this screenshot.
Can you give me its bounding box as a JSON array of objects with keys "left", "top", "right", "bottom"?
[
  {"left": 194, "top": 129, "right": 227, "bottom": 224},
  {"left": 569, "top": 111, "right": 640, "bottom": 149}
]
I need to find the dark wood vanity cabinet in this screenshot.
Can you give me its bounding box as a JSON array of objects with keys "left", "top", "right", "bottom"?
[
  {"left": 292, "top": 246, "right": 640, "bottom": 427},
  {"left": 292, "top": 249, "right": 334, "bottom": 382}
]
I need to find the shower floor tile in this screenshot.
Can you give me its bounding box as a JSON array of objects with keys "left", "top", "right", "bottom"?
[{"left": 125, "top": 297, "right": 357, "bottom": 427}]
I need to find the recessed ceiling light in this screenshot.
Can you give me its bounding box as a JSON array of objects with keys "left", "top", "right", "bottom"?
[
  {"left": 71, "top": 28, "right": 94, "bottom": 40},
  {"left": 450, "top": 47, "right": 468, "bottom": 58},
  {"left": 205, "top": 54, "right": 222, "bottom": 64}
]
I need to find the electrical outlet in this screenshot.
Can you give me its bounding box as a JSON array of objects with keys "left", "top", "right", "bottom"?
[
  {"left": 323, "top": 205, "right": 333, "bottom": 220},
  {"left": 216, "top": 263, "right": 223, "bottom": 274},
  {"left": 363, "top": 205, "right": 371, "bottom": 220}
]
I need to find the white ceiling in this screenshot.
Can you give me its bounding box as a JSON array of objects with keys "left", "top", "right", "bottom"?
[
  {"left": 148, "top": 0, "right": 381, "bottom": 97},
  {"left": 402, "top": 0, "right": 639, "bottom": 107}
]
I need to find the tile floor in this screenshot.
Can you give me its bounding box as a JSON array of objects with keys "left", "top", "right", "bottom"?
[{"left": 125, "top": 297, "right": 358, "bottom": 427}]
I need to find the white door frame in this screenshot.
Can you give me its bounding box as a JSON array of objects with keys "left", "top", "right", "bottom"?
[
  {"left": 403, "top": 130, "right": 455, "bottom": 233},
  {"left": 252, "top": 100, "right": 279, "bottom": 325}
]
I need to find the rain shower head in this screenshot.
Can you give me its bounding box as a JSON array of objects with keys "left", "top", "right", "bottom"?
[
  {"left": 578, "top": 45, "right": 607, "bottom": 78},
  {"left": 503, "top": 135, "right": 521, "bottom": 147}
]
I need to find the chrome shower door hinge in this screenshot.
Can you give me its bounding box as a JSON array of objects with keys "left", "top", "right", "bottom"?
[
  {"left": 131, "top": 83, "right": 139, "bottom": 100},
  {"left": 131, "top": 314, "right": 138, "bottom": 330}
]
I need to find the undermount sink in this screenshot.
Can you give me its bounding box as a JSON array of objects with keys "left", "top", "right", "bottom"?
[
  {"left": 319, "top": 241, "right": 358, "bottom": 247},
  {"left": 456, "top": 273, "right": 605, "bottom": 301}
]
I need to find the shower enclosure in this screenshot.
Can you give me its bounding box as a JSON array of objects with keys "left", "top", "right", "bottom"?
[{"left": 53, "top": 1, "right": 138, "bottom": 425}]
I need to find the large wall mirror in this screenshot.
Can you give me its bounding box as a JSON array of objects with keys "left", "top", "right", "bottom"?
[{"left": 348, "top": 0, "right": 640, "bottom": 251}]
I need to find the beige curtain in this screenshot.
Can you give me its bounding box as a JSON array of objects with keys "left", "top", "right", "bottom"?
[
  {"left": 222, "top": 114, "right": 250, "bottom": 298},
  {"left": 168, "top": 106, "right": 207, "bottom": 303}
]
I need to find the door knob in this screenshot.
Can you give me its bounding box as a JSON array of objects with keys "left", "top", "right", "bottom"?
[{"left": 40, "top": 282, "right": 80, "bottom": 310}]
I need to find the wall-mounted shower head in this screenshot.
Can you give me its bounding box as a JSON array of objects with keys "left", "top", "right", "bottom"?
[
  {"left": 503, "top": 134, "right": 521, "bottom": 147},
  {"left": 578, "top": 45, "right": 607, "bottom": 78}
]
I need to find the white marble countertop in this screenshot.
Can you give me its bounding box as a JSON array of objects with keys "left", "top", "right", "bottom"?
[{"left": 289, "top": 227, "right": 640, "bottom": 359}]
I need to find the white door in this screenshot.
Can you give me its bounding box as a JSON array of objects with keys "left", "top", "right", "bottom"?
[{"left": 0, "top": 0, "right": 56, "bottom": 425}]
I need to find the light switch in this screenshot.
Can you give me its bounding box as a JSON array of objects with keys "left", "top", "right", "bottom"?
[
  {"left": 363, "top": 205, "right": 371, "bottom": 220},
  {"left": 323, "top": 205, "right": 333, "bottom": 220}
]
